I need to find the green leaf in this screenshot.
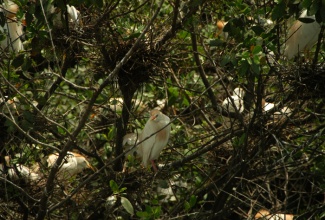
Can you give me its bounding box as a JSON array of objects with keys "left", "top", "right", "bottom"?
[
  {"left": 209, "top": 39, "right": 225, "bottom": 47},
  {"left": 106, "top": 126, "right": 117, "bottom": 141},
  {"left": 110, "top": 180, "right": 119, "bottom": 194},
  {"left": 121, "top": 197, "right": 134, "bottom": 216},
  {"left": 136, "top": 211, "right": 149, "bottom": 218},
  {"left": 189, "top": 195, "right": 197, "bottom": 207},
  {"left": 252, "top": 45, "right": 262, "bottom": 55},
  {"left": 238, "top": 60, "right": 250, "bottom": 76},
  {"left": 271, "top": 1, "right": 286, "bottom": 20},
  {"left": 251, "top": 62, "right": 260, "bottom": 75},
  {"left": 251, "top": 25, "right": 265, "bottom": 36},
  {"left": 184, "top": 201, "right": 191, "bottom": 211},
  {"left": 124, "top": 32, "right": 141, "bottom": 40},
  {"left": 168, "top": 87, "right": 179, "bottom": 106},
  {"left": 12, "top": 54, "right": 25, "bottom": 68}
]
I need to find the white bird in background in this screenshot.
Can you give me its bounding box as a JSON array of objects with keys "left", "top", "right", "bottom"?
[
  {"left": 262, "top": 99, "right": 275, "bottom": 112},
  {"left": 284, "top": 10, "right": 321, "bottom": 60},
  {"left": 255, "top": 209, "right": 294, "bottom": 220},
  {"left": 122, "top": 133, "right": 140, "bottom": 173},
  {"left": 272, "top": 106, "right": 293, "bottom": 121},
  {"left": 52, "top": 4, "right": 82, "bottom": 30},
  {"left": 0, "top": 0, "right": 24, "bottom": 52},
  {"left": 47, "top": 151, "right": 95, "bottom": 180},
  {"left": 0, "top": 156, "right": 40, "bottom": 183},
  {"left": 123, "top": 133, "right": 140, "bottom": 158},
  {"left": 222, "top": 87, "right": 245, "bottom": 113},
  {"left": 138, "top": 109, "right": 171, "bottom": 172}
]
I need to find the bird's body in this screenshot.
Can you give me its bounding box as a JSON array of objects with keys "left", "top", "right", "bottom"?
[
  {"left": 51, "top": 5, "right": 82, "bottom": 30},
  {"left": 138, "top": 109, "right": 171, "bottom": 171},
  {"left": 272, "top": 106, "right": 293, "bottom": 121},
  {"left": 262, "top": 99, "right": 275, "bottom": 112},
  {"left": 284, "top": 10, "right": 321, "bottom": 59},
  {"left": 222, "top": 88, "right": 245, "bottom": 113},
  {"left": 255, "top": 209, "right": 294, "bottom": 220},
  {"left": 0, "top": 156, "right": 40, "bottom": 183},
  {"left": 47, "top": 151, "right": 94, "bottom": 180},
  {"left": 0, "top": 0, "right": 24, "bottom": 52}
]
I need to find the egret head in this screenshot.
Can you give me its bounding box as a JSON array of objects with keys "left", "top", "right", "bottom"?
[
  {"left": 217, "top": 20, "right": 226, "bottom": 31},
  {"left": 3, "top": 1, "right": 19, "bottom": 19},
  {"left": 150, "top": 109, "right": 162, "bottom": 121},
  {"left": 74, "top": 153, "right": 96, "bottom": 172}
]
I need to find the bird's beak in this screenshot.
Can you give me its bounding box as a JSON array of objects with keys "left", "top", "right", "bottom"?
[
  {"left": 150, "top": 115, "right": 157, "bottom": 120},
  {"left": 87, "top": 163, "right": 96, "bottom": 172}
]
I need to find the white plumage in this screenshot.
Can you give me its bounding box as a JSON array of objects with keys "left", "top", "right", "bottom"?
[
  {"left": 0, "top": 156, "right": 40, "bottom": 183},
  {"left": 0, "top": 0, "right": 24, "bottom": 52},
  {"left": 47, "top": 151, "right": 94, "bottom": 180},
  {"left": 262, "top": 99, "right": 275, "bottom": 112},
  {"left": 222, "top": 88, "right": 245, "bottom": 113},
  {"left": 272, "top": 106, "right": 293, "bottom": 121},
  {"left": 52, "top": 4, "right": 82, "bottom": 30},
  {"left": 123, "top": 133, "right": 140, "bottom": 158},
  {"left": 138, "top": 109, "right": 171, "bottom": 171},
  {"left": 284, "top": 10, "right": 321, "bottom": 60}
]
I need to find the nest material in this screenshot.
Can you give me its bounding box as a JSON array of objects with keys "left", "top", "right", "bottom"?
[
  {"left": 105, "top": 40, "right": 166, "bottom": 96},
  {"left": 289, "top": 63, "right": 325, "bottom": 98}
]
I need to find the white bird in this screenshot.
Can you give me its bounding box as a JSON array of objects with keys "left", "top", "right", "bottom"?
[
  {"left": 51, "top": 5, "right": 82, "bottom": 30},
  {"left": 272, "top": 106, "right": 293, "bottom": 121},
  {"left": 262, "top": 99, "right": 275, "bottom": 112},
  {"left": 108, "top": 97, "right": 145, "bottom": 112},
  {"left": 0, "top": 156, "right": 40, "bottom": 183},
  {"left": 123, "top": 133, "right": 140, "bottom": 158},
  {"left": 47, "top": 151, "right": 95, "bottom": 180},
  {"left": 66, "top": 5, "right": 82, "bottom": 28},
  {"left": 138, "top": 109, "right": 171, "bottom": 172},
  {"left": 122, "top": 133, "right": 140, "bottom": 173},
  {"left": 222, "top": 88, "right": 245, "bottom": 113},
  {"left": 284, "top": 10, "right": 321, "bottom": 60},
  {"left": 0, "top": 0, "right": 24, "bottom": 52},
  {"left": 255, "top": 209, "right": 294, "bottom": 220}
]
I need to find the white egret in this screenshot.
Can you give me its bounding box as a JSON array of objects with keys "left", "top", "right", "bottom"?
[
  {"left": 0, "top": 156, "right": 40, "bottom": 183},
  {"left": 138, "top": 109, "right": 171, "bottom": 172},
  {"left": 0, "top": 0, "right": 24, "bottom": 52},
  {"left": 284, "top": 10, "right": 321, "bottom": 60},
  {"left": 262, "top": 99, "right": 275, "bottom": 112},
  {"left": 47, "top": 151, "right": 95, "bottom": 180},
  {"left": 51, "top": 5, "right": 82, "bottom": 30},
  {"left": 122, "top": 133, "right": 140, "bottom": 172},
  {"left": 222, "top": 88, "right": 245, "bottom": 113},
  {"left": 255, "top": 209, "right": 294, "bottom": 220},
  {"left": 272, "top": 106, "right": 292, "bottom": 121},
  {"left": 123, "top": 133, "right": 140, "bottom": 158}
]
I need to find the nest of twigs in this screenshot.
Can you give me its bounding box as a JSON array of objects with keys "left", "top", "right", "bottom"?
[
  {"left": 289, "top": 63, "right": 325, "bottom": 98},
  {"left": 104, "top": 39, "right": 167, "bottom": 95}
]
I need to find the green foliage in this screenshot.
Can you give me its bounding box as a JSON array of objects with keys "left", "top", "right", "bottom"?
[{"left": 136, "top": 205, "right": 161, "bottom": 220}]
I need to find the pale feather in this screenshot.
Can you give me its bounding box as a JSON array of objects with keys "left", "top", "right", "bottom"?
[{"left": 138, "top": 111, "right": 171, "bottom": 167}]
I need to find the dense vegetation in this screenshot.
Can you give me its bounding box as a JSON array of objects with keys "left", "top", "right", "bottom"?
[{"left": 0, "top": 0, "right": 324, "bottom": 219}]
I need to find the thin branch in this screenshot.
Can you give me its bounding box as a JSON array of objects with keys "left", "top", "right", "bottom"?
[{"left": 0, "top": 177, "right": 39, "bottom": 202}]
